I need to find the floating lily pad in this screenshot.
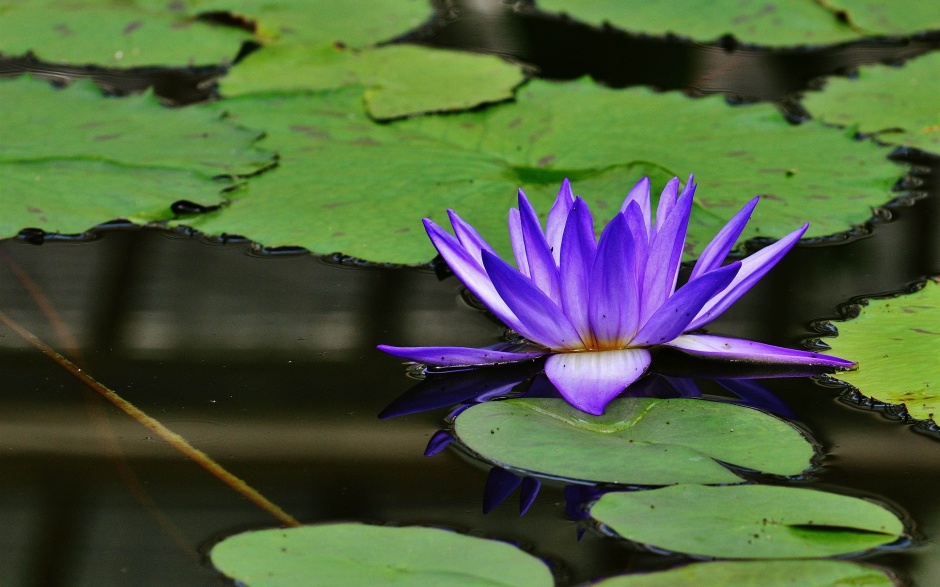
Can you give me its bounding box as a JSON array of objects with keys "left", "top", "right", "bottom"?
[
  {"left": 187, "top": 77, "right": 899, "bottom": 264},
  {"left": 825, "top": 0, "right": 940, "bottom": 37},
  {"left": 0, "top": 76, "right": 274, "bottom": 237},
  {"left": 803, "top": 53, "right": 940, "bottom": 155},
  {"left": 210, "top": 523, "right": 553, "bottom": 587},
  {"left": 593, "top": 560, "right": 895, "bottom": 586},
  {"left": 452, "top": 398, "right": 815, "bottom": 485},
  {"left": 220, "top": 44, "right": 526, "bottom": 120},
  {"left": 535, "top": 0, "right": 860, "bottom": 46},
  {"left": 0, "top": 0, "right": 251, "bottom": 66},
  {"left": 590, "top": 484, "right": 905, "bottom": 559},
  {"left": 168, "top": 0, "right": 432, "bottom": 47},
  {"left": 824, "top": 279, "right": 939, "bottom": 424}
]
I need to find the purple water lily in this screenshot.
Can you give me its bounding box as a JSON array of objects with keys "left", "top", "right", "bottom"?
[{"left": 379, "top": 176, "right": 854, "bottom": 415}]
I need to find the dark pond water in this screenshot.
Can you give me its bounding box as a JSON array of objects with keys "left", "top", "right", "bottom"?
[{"left": 1, "top": 2, "right": 939, "bottom": 586}]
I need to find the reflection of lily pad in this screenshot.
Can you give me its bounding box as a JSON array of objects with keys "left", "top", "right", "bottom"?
[
  {"left": 535, "top": 0, "right": 860, "bottom": 46},
  {"left": 593, "top": 560, "right": 894, "bottom": 586},
  {"left": 0, "top": 0, "right": 251, "bottom": 66},
  {"left": 590, "top": 484, "right": 905, "bottom": 559},
  {"left": 803, "top": 53, "right": 940, "bottom": 155},
  {"left": 825, "top": 279, "right": 939, "bottom": 424},
  {"left": 452, "top": 398, "right": 815, "bottom": 485},
  {"left": 220, "top": 44, "right": 526, "bottom": 120},
  {"left": 210, "top": 523, "right": 553, "bottom": 587},
  {"left": 0, "top": 76, "right": 274, "bottom": 237},
  {"left": 188, "top": 78, "right": 899, "bottom": 264}
]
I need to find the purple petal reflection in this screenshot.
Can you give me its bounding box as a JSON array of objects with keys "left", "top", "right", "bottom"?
[
  {"left": 519, "top": 477, "right": 541, "bottom": 515},
  {"left": 424, "top": 430, "right": 455, "bottom": 457},
  {"left": 715, "top": 378, "right": 799, "bottom": 420},
  {"left": 483, "top": 467, "right": 522, "bottom": 514},
  {"left": 377, "top": 344, "right": 544, "bottom": 367}
]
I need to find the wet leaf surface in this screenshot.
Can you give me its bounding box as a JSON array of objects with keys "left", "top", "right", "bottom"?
[
  {"left": 0, "top": 76, "right": 274, "bottom": 236},
  {"left": 187, "top": 77, "right": 900, "bottom": 264},
  {"left": 825, "top": 279, "right": 940, "bottom": 424},
  {"left": 826, "top": 0, "right": 940, "bottom": 37},
  {"left": 210, "top": 523, "right": 553, "bottom": 587},
  {"left": 0, "top": 0, "right": 251, "bottom": 66},
  {"left": 590, "top": 484, "right": 905, "bottom": 558},
  {"left": 592, "top": 560, "right": 895, "bottom": 586},
  {"left": 453, "top": 398, "right": 815, "bottom": 485},
  {"left": 220, "top": 43, "right": 526, "bottom": 119},
  {"left": 803, "top": 52, "right": 940, "bottom": 155}
]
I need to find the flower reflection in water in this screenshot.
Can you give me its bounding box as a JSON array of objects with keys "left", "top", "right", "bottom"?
[{"left": 380, "top": 177, "right": 853, "bottom": 414}]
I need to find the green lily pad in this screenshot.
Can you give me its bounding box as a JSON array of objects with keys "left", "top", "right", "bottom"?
[
  {"left": 535, "top": 0, "right": 860, "bottom": 46},
  {"left": 825, "top": 0, "right": 940, "bottom": 37},
  {"left": 220, "top": 44, "right": 527, "bottom": 120},
  {"left": 187, "top": 77, "right": 899, "bottom": 264},
  {"left": 590, "top": 484, "right": 905, "bottom": 559},
  {"left": 593, "top": 560, "right": 895, "bottom": 586},
  {"left": 452, "top": 398, "right": 815, "bottom": 485},
  {"left": 0, "top": 0, "right": 251, "bottom": 66},
  {"left": 164, "top": 0, "right": 432, "bottom": 47},
  {"left": 210, "top": 523, "right": 553, "bottom": 587},
  {"left": 803, "top": 53, "right": 940, "bottom": 155},
  {"left": 0, "top": 76, "right": 274, "bottom": 237},
  {"left": 824, "top": 279, "right": 940, "bottom": 424},
  {"left": 591, "top": 485, "right": 904, "bottom": 559}
]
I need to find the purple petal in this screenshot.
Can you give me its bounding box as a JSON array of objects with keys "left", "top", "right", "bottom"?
[
  {"left": 424, "top": 430, "right": 455, "bottom": 456},
  {"left": 559, "top": 197, "right": 597, "bottom": 344},
  {"left": 519, "top": 477, "right": 541, "bottom": 516},
  {"left": 632, "top": 262, "right": 740, "bottom": 346},
  {"left": 620, "top": 176, "right": 651, "bottom": 237},
  {"left": 689, "top": 196, "right": 759, "bottom": 280},
  {"left": 518, "top": 190, "right": 562, "bottom": 304},
  {"left": 663, "top": 334, "right": 857, "bottom": 368},
  {"left": 447, "top": 209, "right": 495, "bottom": 264},
  {"left": 544, "top": 349, "right": 652, "bottom": 415},
  {"left": 640, "top": 187, "right": 694, "bottom": 323},
  {"left": 588, "top": 213, "right": 640, "bottom": 347},
  {"left": 508, "top": 208, "right": 530, "bottom": 277},
  {"left": 624, "top": 202, "right": 649, "bottom": 288},
  {"left": 482, "top": 251, "right": 584, "bottom": 349},
  {"left": 546, "top": 179, "right": 575, "bottom": 264},
  {"left": 483, "top": 467, "right": 522, "bottom": 514},
  {"left": 654, "top": 177, "right": 680, "bottom": 230},
  {"left": 686, "top": 223, "right": 808, "bottom": 330},
  {"left": 378, "top": 344, "right": 545, "bottom": 367},
  {"left": 424, "top": 219, "right": 522, "bottom": 332}
]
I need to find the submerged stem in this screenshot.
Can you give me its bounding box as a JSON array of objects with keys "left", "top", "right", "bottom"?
[{"left": 0, "top": 310, "right": 300, "bottom": 528}]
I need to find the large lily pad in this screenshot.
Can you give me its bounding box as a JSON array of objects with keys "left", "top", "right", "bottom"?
[
  {"left": 0, "top": 0, "right": 251, "bottom": 66},
  {"left": 0, "top": 76, "right": 274, "bottom": 237},
  {"left": 220, "top": 44, "right": 526, "bottom": 120},
  {"left": 590, "top": 484, "right": 905, "bottom": 559},
  {"left": 824, "top": 279, "right": 939, "bottom": 424},
  {"left": 593, "top": 560, "right": 894, "bottom": 586},
  {"left": 188, "top": 77, "right": 899, "bottom": 264},
  {"left": 210, "top": 523, "right": 553, "bottom": 587},
  {"left": 803, "top": 53, "right": 940, "bottom": 155},
  {"left": 452, "top": 398, "right": 815, "bottom": 485},
  {"left": 534, "top": 0, "right": 860, "bottom": 46}
]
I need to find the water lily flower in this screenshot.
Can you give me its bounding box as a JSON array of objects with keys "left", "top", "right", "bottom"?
[{"left": 379, "top": 177, "right": 855, "bottom": 415}]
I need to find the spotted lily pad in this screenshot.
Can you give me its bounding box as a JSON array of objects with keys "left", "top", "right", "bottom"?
[
  {"left": 803, "top": 52, "right": 940, "bottom": 155},
  {"left": 534, "top": 0, "right": 860, "bottom": 46},
  {"left": 824, "top": 279, "right": 939, "bottom": 424},
  {"left": 0, "top": 0, "right": 251, "bottom": 66},
  {"left": 824, "top": 0, "right": 940, "bottom": 37},
  {"left": 590, "top": 484, "right": 905, "bottom": 558},
  {"left": 452, "top": 398, "right": 815, "bottom": 485},
  {"left": 592, "top": 560, "right": 895, "bottom": 586},
  {"left": 187, "top": 77, "right": 899, "bottom": 264},
  {"left": 220, "top": 44, "right": 527, "bottom": 120},
  {"left": 0, "top": 76, "right": 274, "bottom": 237},
  {"left": 210, "top": 523, "right": 553, "bottom": 587}
]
